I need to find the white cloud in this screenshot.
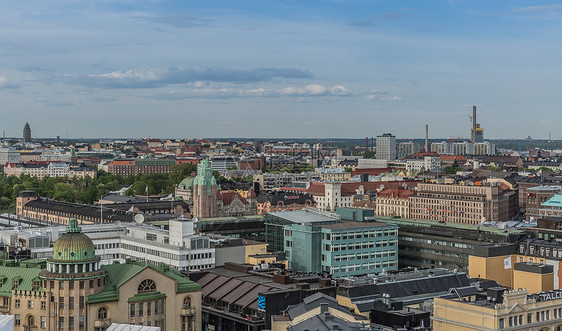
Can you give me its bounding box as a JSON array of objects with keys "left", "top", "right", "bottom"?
[{"left": 157, "top": 84, "right": 354, "bottom": 100}]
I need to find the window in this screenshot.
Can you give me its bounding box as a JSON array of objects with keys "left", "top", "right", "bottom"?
[
  {"left": 79, "top": 296, "right": 84, "bottom": 309},
  {"left": 15, "top": 299, "right": 20, "bottom": 308},
  {"left": 146, "top": 233, "right": 157, "bottom": 241},
  {"left": 59, "top": 297, "right": 64, "bottom": 308},
  {"left": 15, "top": 315, "right": 20, "bottom": 326},
  {"left": 138, "top": 279, "right": 156, "bottom": 293},
  {"left": 13, "top": 279, "right": 19, "bottom": 289},
  {"left": 69, "top": 316, "right": 74, "bottom": 329},
  {"left": 527, "top": 313, "right": 532, "bottom": 323},
  {"left": 28, "top": 300, "right": 34, "bottom": 309},
  {"left": 41, "top": 301, "right": 46, "bottom": 310},
  {"left": 41, "top": 316, "right": 47, "bottom": 328},
  {"left": 69, "top": 297, "right": 74, "bottom": 309},
  {"left": 69, "top": 281, "right": 74, "bottom": 290},
  {"left": 28, "top": 316, "right": 35, "bottom": 327},
  {"left": 130, "top": 304, "right": 135, "bottom": 318},
  {"left": 98, "top": 307, "right": 107, "bottom": 319},
  {"left": 147, "top": 302, "right": 151, "bottom": 316},
  {"left": 79, "top": 281, "right": 84, "bottom": 289},
  {"left": 139, "top": 303, "right": 144, "bottom": 317},
  {"left": 183, "top": 296, "right": 192, "bottom": 309},
  {"left": 79, "top": 315, "right": 84, "bottom": 328},
  {"left": 33, "top": 281, "right": 41, "bottom": 291}
]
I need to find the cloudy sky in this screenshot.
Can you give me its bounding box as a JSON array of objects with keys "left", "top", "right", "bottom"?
[{"left": 1, "top": 1, "right": 562, "bottom": 139}]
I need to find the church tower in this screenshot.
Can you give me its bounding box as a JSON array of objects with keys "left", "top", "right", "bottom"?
[
  {"left": 23, "top": 122, "right": 31, "bottom": 143},
  {"left": 193, "top": 159, "right": 218, "bottom": 218}
]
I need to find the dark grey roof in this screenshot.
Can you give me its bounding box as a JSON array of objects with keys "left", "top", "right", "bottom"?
[
  {"left": 284, "top": 292, "right": 369, "bottom": 331},
  {"left": 25, "top": 199, "right": 132, "bottom": 222}
]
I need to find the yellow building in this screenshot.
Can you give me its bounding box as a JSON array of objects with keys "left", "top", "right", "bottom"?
[
  {"left": 433, "top": 287, "right": 562, "bottom": 330},
  {"left": 469, "top": 244, "right": 554, "bottom": 293},
  {"left": 0, "top": 218, "right": 202, "bottom": 331}
]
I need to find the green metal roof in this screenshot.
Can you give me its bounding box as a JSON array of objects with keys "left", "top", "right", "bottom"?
[
  {"left": 177, "top": 177, "right": 195, "bottom": 190},
  {"left": 0, "top": 265, "right": 43, "bottom": 295},
  {"left": 51, "top": 219, "right": 97, "bottom": 263},
  {"left": 193, "top": 159, "right": 216, "bottom": 194},
  {"left": 87, "top": 262, "right": 200, "bottom": 304},
  {"left": 542, "top": 194, "right": 562, "bottom": 207},
  {"left": 128, "top": 291, "right": 167, "bottom": 303}
]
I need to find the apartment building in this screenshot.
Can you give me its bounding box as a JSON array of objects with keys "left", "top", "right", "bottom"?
[
  {"left": 107, "top": 158, "right": 175, "bottom": 176},
  {"left": 410, "top": 182, "right": 517, "bottom": 224}
]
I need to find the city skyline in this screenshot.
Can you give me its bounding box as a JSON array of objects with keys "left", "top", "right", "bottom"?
[{"left": 2, "top": 1, "right": 562, "bottom": 139}]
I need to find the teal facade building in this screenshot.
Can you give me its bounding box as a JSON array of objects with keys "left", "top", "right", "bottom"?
[{"left": 266, "top": 209, "right": 398, "bottom": 278}]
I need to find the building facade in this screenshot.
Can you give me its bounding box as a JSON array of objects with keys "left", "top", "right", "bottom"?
[
  {"left": 410, "top": 182, "right": 517, "bottom": 224},
  {"left": 2, "top": 219, "right": 202, "bottom": 331},
  {"left": 192, "top": 159, "right": 218, "bottom": 218},
  {"left": 433, "top": 287, "right": 562, "bottom": 331},
  {"left": 23, "top": 122, "right": 31, "bottom": 143},
  {"left": 374, "top": 188, "right": 413, "bottom": 218},
  {"left": 376, "top": 133, "right": 396, "bottom": 161}
]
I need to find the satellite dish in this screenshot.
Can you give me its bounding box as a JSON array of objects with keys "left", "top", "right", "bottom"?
[{"left": 134, "top": 214, "right": 144, "bottom": 223}]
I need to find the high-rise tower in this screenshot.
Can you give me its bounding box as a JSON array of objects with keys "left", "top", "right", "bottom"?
[
  {"left": 192, "top": 159, "right": 218, "bottom": 218},
  {"left": 23, "top": 122, "right": 31, "bottom": 143}
]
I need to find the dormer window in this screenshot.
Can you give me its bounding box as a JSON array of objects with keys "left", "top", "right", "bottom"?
[
  {"left": 13, "top": 279, "right": 20, "bottom": 289},
  {"left": 33, "top": 281, "right": 40, "bottom": 291}
]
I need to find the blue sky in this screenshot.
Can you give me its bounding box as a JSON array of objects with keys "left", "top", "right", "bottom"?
[{"left": 1, "top": 0, "right": 562, "bottom": 139}]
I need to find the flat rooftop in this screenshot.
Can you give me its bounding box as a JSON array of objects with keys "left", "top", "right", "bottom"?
[
  {"left": 321, "top": 220, "right": 391, "bottom": 230},
  {"left": 268, "top": 209, "right": 340, "bottom": 224}
]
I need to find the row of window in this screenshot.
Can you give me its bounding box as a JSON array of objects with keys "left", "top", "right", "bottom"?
[
  {"left": 499, "top": 308, "right": 562, "bottom": 328},
  {"left": 330, "top": 260, "right": 398, "bottom": 273},
  {"left": 332, "top": 250, "right": 396, "bottom": 262},
  {"left": 14, "top": 315, "right": 47, "bottom": 328}
]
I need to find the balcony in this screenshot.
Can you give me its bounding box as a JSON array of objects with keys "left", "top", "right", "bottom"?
[
  {"left": 94, "top": 318, "right": 111, "bottom": 328},
  {"left": 181, "top": 307, "right": 196, "bottom": 316}
]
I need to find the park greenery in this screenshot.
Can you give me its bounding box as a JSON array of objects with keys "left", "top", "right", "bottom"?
[{"left": 0, "top": 163, "right": 196, "bottom": 212}]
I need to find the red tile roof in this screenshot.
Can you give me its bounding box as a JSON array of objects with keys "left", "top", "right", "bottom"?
[
  {"left": 377, "top": 188, "right": 415, "bottom": 199},
  {"left": 351, "top": 168, "right": 394, "bottom": 176}
]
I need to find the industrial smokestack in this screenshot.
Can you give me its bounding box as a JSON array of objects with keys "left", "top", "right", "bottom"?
[
  {"left": 425, "top": 124, "right": 429, "bottom": 152},
  {"left": 371, "top": 137, "right": 374, "bottom": 151},
  {"left": 472, "top": 106, "right": 477, "bottom": 144}
]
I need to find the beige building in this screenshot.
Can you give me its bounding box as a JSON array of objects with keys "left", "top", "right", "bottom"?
[
  {"left": 433, "top": 288, "right": 562, "bottom": 330},
  {"left": 1, "top": 218, "right": 202, "bottom": 331},
  {"left": 410, "top": 182, "right": 516, "bottom": 224},
  {"left": 374, "top": 188, "right": 414, "bottom": 218},
  {"left": 271, "top": 293, "right": 370, "bottom": 331}
]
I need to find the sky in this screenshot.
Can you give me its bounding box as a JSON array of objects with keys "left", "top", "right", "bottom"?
[{"left": 1, "top": 0, "right": 562, "bottom": 139}]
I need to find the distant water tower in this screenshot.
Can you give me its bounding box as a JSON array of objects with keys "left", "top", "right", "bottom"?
[{"left": 23, "top": 122, "right": 31, "bottom": 143}]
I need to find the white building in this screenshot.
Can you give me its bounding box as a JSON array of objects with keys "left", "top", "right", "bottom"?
[
  {"left": 398, "top": 141, "right": 420, "bottom": 157},
  {"left": 376, "top": 133, "right": 396, "bottom": 161},
  {"left": 450, "top": 141, "right": 474, "bottom": 155},
  {"left": 40, "top": 148, "right": 72, "bottom": 162},
  {"left": 0, "top": 218, "right": 215, "bottom": 272},
  {"left": 406, "top": 156, "right": 441, "bottom": 173},
  {"left": 0, "top": 148, "right": 20, "bottom": 165},
  {"left": 357, "top": 159, "right": 388, "bottom": 169},
  {"left": 430, "top": 141, "right": 450, "bottom": 154},
  {"left": 210, "top": 156, "right": 238, "bottom": 171},
  {"left": 474, "top": 141, "right": 496, "bottom": 155}
]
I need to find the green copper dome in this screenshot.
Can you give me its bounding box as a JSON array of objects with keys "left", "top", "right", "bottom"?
[
  {"left": 177, "top": 176, "right": 194, "bottom": 190},
  {"left": 50, "top": 219, "right": 97, "bottom": 263}
]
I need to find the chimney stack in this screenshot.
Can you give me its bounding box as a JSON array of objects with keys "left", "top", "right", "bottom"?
[
  {"left": 472, "top": 106, "right": 477, "bottom": 144},
  {"left": 425, "top": 124, "right": 429, "bottom": 152}
]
